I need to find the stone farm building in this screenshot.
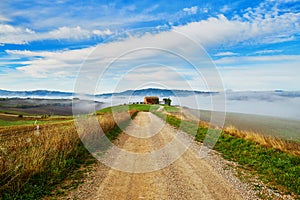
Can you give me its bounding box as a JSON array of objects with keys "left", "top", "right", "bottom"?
[{"left": 144, "top": 96, "right": 159, "bottom": 104}]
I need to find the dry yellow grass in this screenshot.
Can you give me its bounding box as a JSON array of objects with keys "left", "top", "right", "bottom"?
[
  {"left": 0, "top": 110, "right": 136, "bottom": 196},
  {"left": 168, "top": 111, "right": 300, "bottom": 156},
  {"left": 223, "top": 125, "right": 300, "bottom": 156},
  {"left": 0, "top": 121, "right": 77, "bottom": 193}
]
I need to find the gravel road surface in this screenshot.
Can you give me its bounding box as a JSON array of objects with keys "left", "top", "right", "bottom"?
[{"left": 63, "top": 112, "right": 259, "bottom": 200}]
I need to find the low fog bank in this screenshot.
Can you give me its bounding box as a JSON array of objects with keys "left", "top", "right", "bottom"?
[
  {"left": 97, "top": 91, "right": 300, "bottom": 121},
  {"left": 6, "top": 90, "right": 298, "bottom": 120}
]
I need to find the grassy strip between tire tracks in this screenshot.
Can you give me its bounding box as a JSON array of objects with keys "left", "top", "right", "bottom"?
[{"left": 153, "top": 111, "right": 300, "bottom": 196}]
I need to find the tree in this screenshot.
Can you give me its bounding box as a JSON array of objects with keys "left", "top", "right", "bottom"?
[{"left": 163, "top": 98, "right": 171, "bottom": 106}]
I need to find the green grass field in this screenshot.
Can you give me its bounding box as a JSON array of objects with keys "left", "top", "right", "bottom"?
[
  {"left": 186, "top": 108, "right": 300, "bottom": 142},
  {"left": 0, "top": 119, "right": 39, "bottom": 126},
  {"left": 97, "top": 104, "right": 161, "bottom": 113},
  {"left": 0, "top": 113, "right": 73, "bottom": 127}
]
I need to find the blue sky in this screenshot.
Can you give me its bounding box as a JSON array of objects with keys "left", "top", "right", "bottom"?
[{"left": 0, "top": 0, "right": 299, "bottom": 93}]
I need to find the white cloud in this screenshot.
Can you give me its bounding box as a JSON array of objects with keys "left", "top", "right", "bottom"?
[
  {"left": 183, "top": 6, "right": 198, "bottom": 15},
  {"left": 174, "top": 11, "right": 300, "bottom": 47},
  {"left": 214, "top": 55, "right": 300, "bottom": 65},
  {"left": 0, "top": 24, "right": 35, "bottom": 44},
  {"left": 92, "top": 29, "right": 113, "bottom": 36},
  {"left": 175, "top": 1, "right": 300, "bottom": 48},
  {"left": 220, "top": 5, "right": 230, "bottom": 13},
  {"left": 253, "top": 50, "right": 283, "bottom": 54},
  {"left": 214, "top": 52, "right": 239, "bottom": 57},
  {"left": 4, "top": 29, "right": 216, "bottom": 92},
  {"left": 0, "top": 25, "right": 113, "bottom": 44},
  {"left": 174, "top": 15, "right": 247, "bottom": 46},
  {"left": 0, "top": 1, "right": 164, "bottom": 35},
  {"left": 122, "top": 5, "right": 136, "bottom": 12},
  {"left": 144, "top": 4, "right": 159, "bottom": 13},
  {"left": 116, "top": 66, "right": 195, "bottom": 91},
  {"left": 45, "top": 26, "right": 90, "bottom": 40},
  {"left": 201, "top": 8, "right": 209, "bottom": 13},
  {"left": 0, "top": 14, "right": 10, "bottom": 22},
  {"left": 7, "top": 47, "right": 94, "bottom": 78}
]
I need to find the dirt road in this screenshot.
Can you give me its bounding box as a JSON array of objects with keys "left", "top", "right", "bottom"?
[{"left": 65, "top": 112, "right": 249, "bottom": 199}]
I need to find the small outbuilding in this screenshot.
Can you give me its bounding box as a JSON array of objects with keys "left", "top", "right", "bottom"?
[{"left": 144, "top": 96, "right": 159, "bottom": 104}]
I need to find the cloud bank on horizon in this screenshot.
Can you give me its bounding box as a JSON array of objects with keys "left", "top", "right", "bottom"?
[{"left": 0, "top": 0, "right": 299, "bottom": 93}]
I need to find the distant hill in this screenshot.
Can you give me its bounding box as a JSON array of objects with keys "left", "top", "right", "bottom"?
[
  {"left": 96, "top": 88, "right": 216, "bottom": 98},
  {"left": 0, "top": 88, "right": 216, "bottom": 98},
  {"left": 1, "top": 88, "right": 299, "bottom": 99},
  {"left": 0, "top": 89, "right": 72, "bottom": 98}
]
